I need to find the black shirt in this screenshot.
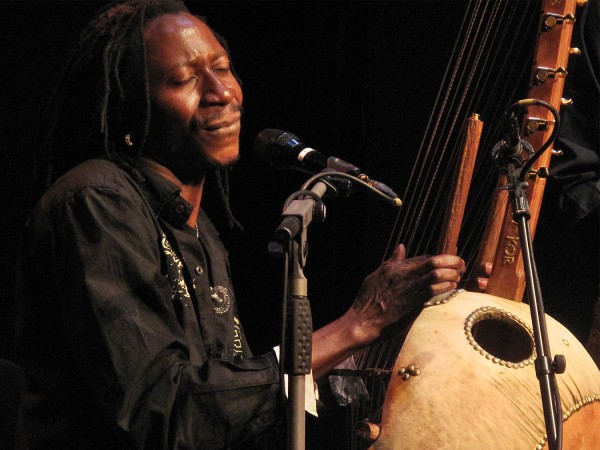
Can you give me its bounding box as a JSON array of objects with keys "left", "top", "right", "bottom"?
[
  {"left": 550, "top": 0, "right": 600, "bottom": 220},
  {"left": 17, "top": 158, "right": 282, "bottom": 449}
]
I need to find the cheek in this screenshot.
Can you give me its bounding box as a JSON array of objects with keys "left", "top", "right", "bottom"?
[{"left": 152, "top": 91, "right": 199, "bottom": 126}]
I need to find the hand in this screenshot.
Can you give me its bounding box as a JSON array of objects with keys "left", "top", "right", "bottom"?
[{"left": 349, "top": 244, "right": 465, "bottom": 345}]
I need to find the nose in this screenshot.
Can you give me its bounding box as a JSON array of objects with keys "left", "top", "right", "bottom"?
[{"left": 200, "top": 72, "right": 234, "bottom": 106}]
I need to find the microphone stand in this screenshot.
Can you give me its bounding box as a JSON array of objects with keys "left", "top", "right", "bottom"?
[
  {"left": 270, "top": 180, "right": 328, "bottom": 450},
  {"left": 268, "top": 169, "right": 399, "bottom": 450},
  {"left": 492, "top": 98, "right": 565, "bottom": 450},
  {"left": 495, "top": 150, "right": 565, "bottom": 450}
]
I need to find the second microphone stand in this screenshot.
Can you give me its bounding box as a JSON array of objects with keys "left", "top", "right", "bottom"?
[
  {"left": 502, "top": 164, "right": 565, "bottom": 450},
  {"left": 494, "top": 98, "right": 565, "bottom": 450}
]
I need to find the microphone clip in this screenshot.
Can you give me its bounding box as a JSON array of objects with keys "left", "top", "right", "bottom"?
[
  {"left": 491, "top": 137, "right": 535, "bottom": 173},
  {"left": 319, "top": 169, "right": 353, "bottom": 199},
  {"left": 491, "top": 110, "right": 535, "bottom": 173}
]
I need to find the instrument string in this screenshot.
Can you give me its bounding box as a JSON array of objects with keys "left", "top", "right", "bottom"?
[
  {"left": 460, "top": 2, "right": 540, "bottom": 283},
  {"left": 364, "top": 0, "right": 490, "bottom": 378},
  {"left": 352, "top": 2, "right": 544, "bottom": 447},
  {"left": 382, "top": 0, "right": 481, "bottom": 260}
]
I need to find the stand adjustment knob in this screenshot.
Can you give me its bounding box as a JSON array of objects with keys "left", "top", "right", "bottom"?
[
  {"left": 552, "top": 354, "right": 567, "bottom": 374},
  {"left": 355, "top": 421, "right": 381, "bottom": 442}
]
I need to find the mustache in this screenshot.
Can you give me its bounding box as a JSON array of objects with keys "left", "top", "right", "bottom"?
[{"left": 196, "top": 102, "right": 244, "bottom": 129}]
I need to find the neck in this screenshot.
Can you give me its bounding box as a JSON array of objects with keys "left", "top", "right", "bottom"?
[{"left": 139, "top": 158, "right": 204, "bottom": 228}]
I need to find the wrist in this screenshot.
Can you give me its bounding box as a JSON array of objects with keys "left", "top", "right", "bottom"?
[{"left": 342, "top": 307, "right": 381, "bottom": 350}]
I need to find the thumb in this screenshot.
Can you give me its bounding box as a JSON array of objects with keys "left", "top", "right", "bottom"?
[{"left": 391, "top": 243, "right": 406, "bottom": 262}]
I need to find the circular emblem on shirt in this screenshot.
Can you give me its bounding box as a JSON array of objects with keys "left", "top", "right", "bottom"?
[{"left": 211, "top": 286, "right": 231, "bottom": 315}]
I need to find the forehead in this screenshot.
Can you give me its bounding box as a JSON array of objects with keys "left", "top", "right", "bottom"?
[{"left": 143, "top": 12, "right": 227, "bottom": 68}]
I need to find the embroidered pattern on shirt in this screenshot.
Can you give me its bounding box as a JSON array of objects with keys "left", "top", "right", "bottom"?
[
  {"left": 161, "top": 231, "right": 191, "bottom": 307},
  {"left": 233, "top": 316, "right": 244, "bottom": 359},
  {"left": 210, "top": 285, "right": 231, "bottom": 315}
]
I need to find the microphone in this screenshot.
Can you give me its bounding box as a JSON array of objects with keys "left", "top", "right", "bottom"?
[
  {"left": 254, "top": 129, "right": 401, "bottom": 204},
  {"left": 491, "top": 112, "right": 533, "bottom": 170},
  {"left": 502, "top": 112, "right": 524, "bottom": 158}
]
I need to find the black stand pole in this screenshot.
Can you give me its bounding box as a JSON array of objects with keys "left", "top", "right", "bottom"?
[
  {"left": 268, "top": 170, "right": 399, "bottom": 449},
  {"left": 285, "top": 239, "right": 311, "bottom": 450},
  {"left": 492, "top": 98, "right": 565, "bottom": 450},
  {"left": 505, "top": 166, "right": 565, "bottom": 450},
  {"left": 271, "top": 181, "right": 328, "bottom": 450}
]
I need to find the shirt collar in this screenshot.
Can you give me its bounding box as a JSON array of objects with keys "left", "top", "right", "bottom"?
[{"left": 134, "top": 163, "right": 193, "bottom": 230}]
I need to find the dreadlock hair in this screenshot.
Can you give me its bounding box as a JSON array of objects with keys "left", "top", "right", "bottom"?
[{"left": 34, "top": 0, "right": 242, "bottom": 229}]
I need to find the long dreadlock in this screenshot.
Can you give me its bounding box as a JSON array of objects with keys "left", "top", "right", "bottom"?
[{"left": 34, "top": 0, "right": 241, "bottom": 228}]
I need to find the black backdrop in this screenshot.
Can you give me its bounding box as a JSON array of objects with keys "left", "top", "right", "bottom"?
[
  {"left": 0, "top": 0, "right": 597, "bottom": 425},
  {"left": 0, "top": 1, "right": 470, "bottom": 357}
]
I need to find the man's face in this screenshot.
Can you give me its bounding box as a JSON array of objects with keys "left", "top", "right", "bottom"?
[{"left": 143, "top": 13, "right": 243, "bottom": 182}]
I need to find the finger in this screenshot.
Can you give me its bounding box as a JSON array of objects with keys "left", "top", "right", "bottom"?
[
  {"left": 485, "top": 261, "right": 493, "bottom": 276},
  {"left": 429, "top": 254, "right": 466, "bottom": 272},
  {"left": 477, "top": 276, "right": 488, "bottom": 291},
  {"left": 428, "top": 267, "right": 463, "bottom": 284},
  {"left": 405, "top": 254, "right": 464, "bottom": 277},
  {"left": 389, "top": 243, "right": 406, "bottom": 262},
  {"left": 428, "top": 281, "right": 459, "bottom": 297}
]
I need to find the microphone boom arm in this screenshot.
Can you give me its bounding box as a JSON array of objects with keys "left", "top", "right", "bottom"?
[{"left": 300, "top": 171, "right": 403, "bottom": 208}]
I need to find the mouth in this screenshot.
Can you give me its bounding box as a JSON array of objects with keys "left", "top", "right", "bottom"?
[{"left": 201, "top": 114, "right": 241, "bottom": 134}]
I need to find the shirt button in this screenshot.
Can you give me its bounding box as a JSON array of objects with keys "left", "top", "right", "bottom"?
[
  {"left": 175, "top": 204, "right": 185, "bottom": 214},
  {"left": 195, "top": 265, "right": 204, "bottom": 275}
]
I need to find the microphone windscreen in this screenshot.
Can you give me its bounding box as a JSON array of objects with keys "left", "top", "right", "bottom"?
[
  {"left": 254, "top": 129, "right": 283, "bottom": 161},
  {"left": 254, "top": 129, "right": 301, "bottom": 165}
]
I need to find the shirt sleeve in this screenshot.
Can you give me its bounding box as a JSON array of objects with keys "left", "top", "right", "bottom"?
[{"left": 18, "top": 181, "right": 282, "bottom": 449}]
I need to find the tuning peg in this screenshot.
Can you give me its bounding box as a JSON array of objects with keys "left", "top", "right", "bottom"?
[
  {"left": 525, "top": 117, "right": 555, "bottom": 135},
  {"left": 534, "top": 66, "right": 567, "bottom": 85},
  {"left": 542, "top": 13, "right": 576, "bottom": 31}
]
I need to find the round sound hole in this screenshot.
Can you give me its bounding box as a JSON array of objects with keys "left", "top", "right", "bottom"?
[{"left": 465, "top": 307, "right": 535, "bottom": 367}]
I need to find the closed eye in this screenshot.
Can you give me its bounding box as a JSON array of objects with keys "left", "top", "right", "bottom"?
[
  {"left": 213, "top": 65, "right": 231, "bottom": 74},
  {"left": 172, "top": 76, "right": 197, "bottom": 86}
]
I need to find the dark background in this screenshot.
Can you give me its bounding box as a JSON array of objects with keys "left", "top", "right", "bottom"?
[
  {"left": 0, "top": 0, "right": 468, "bottom": 357},
  {"left": 0, "top": 0, "right": 597, "bottom": 391}
]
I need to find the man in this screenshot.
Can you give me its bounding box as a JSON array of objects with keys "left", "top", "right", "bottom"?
[{"left": 16, "top": 1, "right": 465, "bottom": 448}]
